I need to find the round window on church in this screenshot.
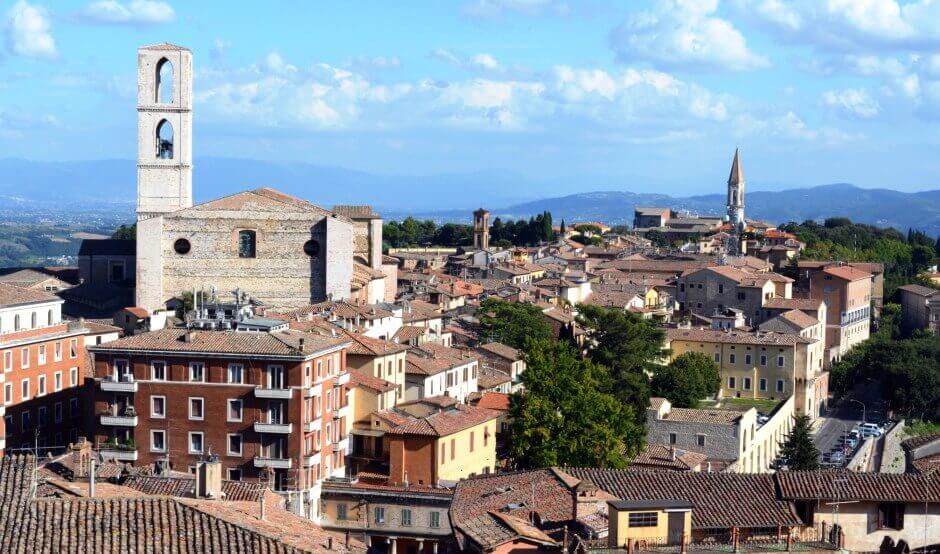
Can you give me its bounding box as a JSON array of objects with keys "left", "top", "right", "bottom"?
[
  {"left": 173, "top": 238, "right": 191, "bottom": 255},
  {"left": 303, "top": 239, "right": 320, "bottom": 257}
]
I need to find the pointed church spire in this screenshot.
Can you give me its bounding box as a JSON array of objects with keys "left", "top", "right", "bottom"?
[{"left": 728, "top": 147, "right": 743, "bottom": 185}]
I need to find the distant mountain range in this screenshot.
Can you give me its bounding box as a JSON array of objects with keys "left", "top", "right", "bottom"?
[{"left": 0, "top": 158, "right": 937, "bottom": 235}]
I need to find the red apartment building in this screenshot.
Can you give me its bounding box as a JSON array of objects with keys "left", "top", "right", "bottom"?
[
  {"left": 89, "top": 327, "right": 352, "bottom": 519},
  {"left": 0, "top": 284, "right": 89, "bottom": 456}
]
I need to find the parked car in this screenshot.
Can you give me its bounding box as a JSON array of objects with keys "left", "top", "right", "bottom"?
[
  {"left": 757, "top": 414, "right": 770, "bottom": 425},
  {"left": 860, "top": 423, "right": 884, "bottom": 438},
  {"left": 848, "top": 428, "right": 860, "bottom": 440},
  {"left": 843, "top": 436, "right": 858, "bottom": 449},
  {"left": 828, "top": 450, "right": 845, "bottom": 464}
]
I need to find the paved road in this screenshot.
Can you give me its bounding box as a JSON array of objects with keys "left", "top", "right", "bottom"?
[{"left": 814, "top": 381, "right": 887, "bottom": 465}]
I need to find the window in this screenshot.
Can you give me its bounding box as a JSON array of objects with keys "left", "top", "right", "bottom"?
[
  {"left": 21, "top": 378, "right": 30, "bottom": 400},
  {"left": 227, "top": 468, "right": 242, "bottom": 481},
  {"left": 238, "top": 230, "right": 256, "bottom": 258},
  {"left": 156, "top": 119, "right": 174, "bottom": 159},
  {"left": 70, "top": 367, "right": 78, "bottom": 387},
  {"left": 31, "top": 313, "right": 37, "bottom": 328},
  {"left": 713, "top": 352, "right": 720, "bottom": 363},
  {"left": 470, "top": 431, "right": 474, "bottom": 452},
  {"left": 3, "top": 383, "right": 12, "bottom": 405},
  {"left": 727, "top": 376, "right": 736, "bottom": 389},
  {"left": 228, "top": 399, "right": 243, "bottom": 422},
  {"left": 14, "top": 314, "right": 20, "bottom": 331},
  {"left": 745, "top": 354, "right": 752, "bottom": 365},
  {"left": 374, "top": 507, "right": 385, "bottom": 524},
  {"left": 669, "top": 433, "right": 677, "bottom": 445},
  {"left": 759, "top": 378, "right": 767, "bottom": 391},
  {"left": 303, "top": 240, "right": 320, "bottom": 257},
  {"left": 451, "top": 438, "right": 456, "bottom": 460},
  {"left": 697, "top": 434, "right": 706, "bottom": 447},
  {"left": 54, "top": 371, "right": 62, "bottom": 392},
  {"left": 628, "top": 512, "right": 658, "bottom": 528},
  {"left": 777, "top": 355, "right": 785, "bottom": 367},
  {"left": 760, "top": 355, "right": 767, "bottom": 366},
  {"left": 718, "top": 284, "right": 724, "bottom": 294},
  {"left": 430, "top": 511, "right": 441, "bottom": 528},
  {"left": 38, "top": 345, "right": 46, "bottom": 365},
  {"left": 70, "top": 339, "right": 78, "bottom": 358},
  {"left": 173, "top": 238, "right": 191, "bottom": 255},
  {"left": 37, "top": 406, "right": 47, "bottom": 427},
  {"left": 54, "top": 402, "right": 62, "bottom": 423},
  {"left": 189, "top": 362, "right": 205, "bottom": 382},
  {"left": 156, "top": 57, "right": 173, "bottom": 103},
  {"left": 37, "top": 375, "right": 46, "bottom": 396},
  {"left": 743, "top": 377, "right": 751, "bottom": 390},
  {"left": 21, "top": 348, "right": 29, "bottom": 368},
  {"left": 401, "top": 509, "right": 412, "bottom": 526},
  {"left": 69, "top": 397, "right": 78, "bottom": 418},
  {"left": 776, "top": 380, "right": 785, "bottom": 393},
  {"left": 151, "top": 396, "right": 166, "bottom": 418},
  {"left": 3, "top": 351, "right": 11, "bottom": 371},
  {"left": 877, "top": 503, "right": 904, "bottom": 530},
  {"left": 189, "top": 397, "right": 204, "bottom": 420},
  {"left": 188, "top": 432, "right": 204, "bottom": 454},
  {"left": 21, "top": 411, "right": 31, "bottom": 431},
  {"left": 151, "top": 430, "right": 167, "bottom": 452},
  {"left": 227, "top": 364, "right": 244, "bottom": 384},
  {"left": 729, "top": 353, "right": 736, "bottom": 364},
  {"left": 227, "top": 433, "right": 243, "bottom": 456},
  {"left": 336, "top": 503, "right": 348, "bottom": 521},
  {"left": 152, "top": 361, "right": 167, "bottom": 381},
  {"left": 54, "top": 342, "right": 62, "bottom": 362}
]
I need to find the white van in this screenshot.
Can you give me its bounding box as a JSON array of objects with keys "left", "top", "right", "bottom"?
[{"left": 859, "top": 423, "right": 883, "bottom": 438}]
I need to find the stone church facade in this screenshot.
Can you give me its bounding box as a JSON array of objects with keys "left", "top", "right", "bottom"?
[{"left": 134, "top": 43, "right": 378, "bottom": 312}]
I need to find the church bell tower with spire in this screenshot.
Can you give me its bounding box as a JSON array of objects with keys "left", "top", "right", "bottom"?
[{"left": 725, "top": 148, "right": 746, "bottom": 256}]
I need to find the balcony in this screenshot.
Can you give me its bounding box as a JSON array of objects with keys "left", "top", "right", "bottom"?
[
  {"left": 333, "top": 404, "right": 350, "bottom": 420},
  {"left": 304, "top": 419, "right": 322, "bottom": 433},
  {"left": 100, "top": 408, "right": 138, "bottom": 427},
  {"left": 254, "top": 387, "right": 293, "bottom": 400},
  {"left": 335, "top": 436, "right": 349, "bottom": 453},
  {"left": 254, "top": 456, "right": 292, "bottom": 469},
  {"left": 303, "top": 387, "right": 317, "bottom": 398},
  {"left": 336, "top": 372, "right": 351, "bottom": 386},
  {"left": 100, "top": 375, "right": 138, "bottom": 393},
  {"left": 303, "top": 452, "right": 321, "bottom": 467},
  {"left": 99, "top": 448, "right": 138, "bottom": 462},
  {"left": 253, "top": 421, "right": 293, "bottom": 434}
]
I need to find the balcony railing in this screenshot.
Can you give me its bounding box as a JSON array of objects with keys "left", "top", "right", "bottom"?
[
  {"left": 304, "top": 419, "right": 322, "bottom": 433},
  {"left": 254, "top": 386, "right": 293, "bottom": 400},
  {"left": 100, "top": 407, "right": 138, "bottom": 427},
  {"left": 303, "top": 452, "right": 321, "bottom": 467},
  {"left": 254, "top": 456, "right": 292, "bottom": 469},
  {"left": 100, "top": 375, "right": 138, "bottom": 392},
  {"left": 336, "top": 372, "right": 351, "bottom": 386},
  {"left": 253, "top": 421, "right": 293, "bottom": 434},
  {"left": 99, "top": 448, "right": 138, "bottom": 461}
]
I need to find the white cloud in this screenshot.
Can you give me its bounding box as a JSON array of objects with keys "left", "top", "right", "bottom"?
[
  {"left": 823, "top": 88, "right": 881, "bottom": 118},
  {"left": 432, "top": 48, "right": 505, "bottom": 73},
  {"left": 461, "top": 0, "right": 568, "bottom": 19},
  {"left": 80, "top": 0, "right": 174, "bottom": 25},
  {"left": 4, "top": 1, "right": 56, "bottom": 59},
  {"left": 610, "top": 0, "right": 769, "bottom": 72},
  {"left": 735, "top": 0, "right": 940, "bottom": 50}
]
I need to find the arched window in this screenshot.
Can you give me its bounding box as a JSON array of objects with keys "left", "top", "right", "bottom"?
[
  {"left": 47, "top": 309, "right": 53, "bottom": 326},
  {"left": 30, "top": 312, "right": 37, "bottom": 328},
  {"left": 14, "top": 314, "right": 20, "bottom": 331},
  {"left": 156, "top": 58, "right": 173, "bottom": 104},
  {"left": 238, "top": 230, "right": 256, "bottom": 258},
  {"left": 156, "top": 120, "right": 174, "bottom": 159}
]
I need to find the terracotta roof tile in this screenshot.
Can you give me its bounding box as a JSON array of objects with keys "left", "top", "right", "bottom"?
[
  {"left": 0, "top": 282, "right": 60, "bottom": 307},
  {"left": 775, "top": 470, "right": 940, "bottom": 502},
  {"left": 387, "top": 404, "right": 499, "bottom": 437},
  {"left": 666, "top": 327, "right": 813, "bottom": 346},
  {"left": 475, "top": 392, "right": 510, "bottom": 411},
  {"left": 89, "top": 328, "right": 348, "bottom": 357},
  {"left": 630, "top": 444, "right": 707, "bottom": 471}
]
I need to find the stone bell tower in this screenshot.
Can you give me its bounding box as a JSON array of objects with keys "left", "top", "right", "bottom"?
[
  {"left": 473, "top": 208, "right": 490, "bottom": 250},
  {"left": 725, "top": 148, "right": 746, "bottom": 257},
  {"left": 136, "top": 43, "right": 193, "bottom": 312}
]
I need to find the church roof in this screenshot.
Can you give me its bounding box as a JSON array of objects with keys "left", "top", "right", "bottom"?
[
  {"left": 728, "top": 148, "right": 744, "bottom": 185},
  {"left": 175, "top": 188, "right": 347, "bottom": 221}
]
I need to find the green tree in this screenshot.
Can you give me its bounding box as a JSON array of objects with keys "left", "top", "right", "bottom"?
[
  {"left": 778, "top": 415, "right": 821, "bottom": 470},
  {"left": 577, "top": 304, "right": 666, "bottom": 423},
  {"left": 479, "top": 298, "right": 553, "bottom": 351},
  {"left": 508, "top": 339, "right": 643, "bottom": 468},
  {"left": 650, "top": 352, "right": 721, "bottom": 408},
  {"left": 111, "top": 223, "right": 136, "bottom": 240}
]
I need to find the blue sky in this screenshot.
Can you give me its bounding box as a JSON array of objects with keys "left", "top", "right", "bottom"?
[{"left": 3, "top": 0, "right": 940, "bottom": 196}]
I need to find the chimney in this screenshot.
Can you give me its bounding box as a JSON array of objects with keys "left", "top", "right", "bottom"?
[
  {"left": 184, "top": 330, "right": 197, "bottom": 343},
  {"left": 298, "top": 337, "right": 305, "bottom": 351},
  {"left": 195, "top": 457, "right": 223, "bottom": 499}
]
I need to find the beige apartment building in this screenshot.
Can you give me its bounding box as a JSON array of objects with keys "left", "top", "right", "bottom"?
[
  {"left": 665, "top": 324, "right": 827, "bottom": 419},
  {"left": 676, "top": 266, "right": 793, "bottom": 325}
]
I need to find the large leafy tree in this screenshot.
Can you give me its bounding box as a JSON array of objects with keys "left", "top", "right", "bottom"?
[
  {"left": 651, "top": 352, "right": 721, "bottom": 408},
  {"left": 479, "top": 298, "right": 553, "bottom": 351},
  {"left": 508, "top": 339, "right": 643, "bottom": 468},
  {"left": 576, "top": 304, "right": 666, "bottom": 421},
  {"left": 111, "top": 223, "right": 136, "bottom": 240},
  {"left": 779, "top": 415, "right": 821, "bottom": 470}
]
